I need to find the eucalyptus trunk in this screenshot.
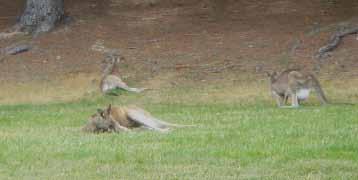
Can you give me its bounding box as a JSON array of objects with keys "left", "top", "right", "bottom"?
[{"left": 17, "top": 0, "right": 64, "bottom": 35}]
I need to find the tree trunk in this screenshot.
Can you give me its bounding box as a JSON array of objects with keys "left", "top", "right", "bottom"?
[{"left": 17, "top": 0, "right": 64, "bottom": 35}]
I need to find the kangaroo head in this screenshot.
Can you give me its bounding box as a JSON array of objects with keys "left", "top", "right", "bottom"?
[
  {"left": 266, "top": 71, "right": 278, "bottom": 82},
  {"left": 83, "top": 104, "right": 115, "bottom": 133},
  {"left": 102, "top": 52, "right": 124, "bottom": 75}
]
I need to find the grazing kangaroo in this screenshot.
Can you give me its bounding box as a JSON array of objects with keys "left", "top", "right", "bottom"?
[
  {"left": 267, "top": 69, "right": 328, "bottom": 107},
  {"left": 100, "top": 52, "right": 146, "bottom": 94},
  {"left": 83, "top": 104, "right": 195, "bottom": 133}
]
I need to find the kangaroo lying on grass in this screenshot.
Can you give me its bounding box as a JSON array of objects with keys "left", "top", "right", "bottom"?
[
  {"left": 267, "top": 69, "right": 328, "bottom": 108},
  {"left": 100, "top": 52, "right": 146, "bottom": 94},
  {"left": 83, "top": 104, "right": 195, "bottom": 133}
]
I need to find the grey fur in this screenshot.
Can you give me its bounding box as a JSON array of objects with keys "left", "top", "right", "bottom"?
[
  {"left": 100, "top": 53, "right": 146, "bottom": 94},
  {"left": 267, "top": 69, "right": 328, "bottom": 108}
]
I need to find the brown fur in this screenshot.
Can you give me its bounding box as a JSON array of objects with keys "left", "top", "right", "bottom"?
[
  {"left": 83, "top": 104, "right": 195, "bottom": 133},
  {"left": 100, "top": 53, "right": 146, "bottom": 94},
  {"left": 267, "top": 69, "right": 328, "bottom": 107}
]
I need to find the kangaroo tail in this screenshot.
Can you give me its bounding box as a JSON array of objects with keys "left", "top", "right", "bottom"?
[
  {"left": 126, "top": 108, "right": 195, "bottom": 130},
  {"left": 124, "top": 87, "right": 146, "bottom": 93},
  {"left": 155, "top": 120, "right": 197, "bottom": 128},
  {"left": 126, "top": 108, "right": 170, "bottom": 131},
  {"left": 309, "top": 75, "right": 328, "bottom": 104}
]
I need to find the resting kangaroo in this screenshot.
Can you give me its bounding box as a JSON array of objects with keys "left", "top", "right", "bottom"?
[
  {"left": 100, "top": 52, "right": 146, "bottom": 94},
  {"left": 83, "top": 104, "right": 195, "bottom": 133},
  {"left": 267, "top": 69, "right": 328, "bottom": 107}
]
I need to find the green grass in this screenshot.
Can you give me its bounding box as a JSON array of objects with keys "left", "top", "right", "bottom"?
[{"left": 0, "top": 87, "right": 357, "bottom": 179}]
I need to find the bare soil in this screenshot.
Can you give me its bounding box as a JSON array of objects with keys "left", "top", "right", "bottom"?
[{"left": 0, "top": 0, "right": 357, "bottom": 103}]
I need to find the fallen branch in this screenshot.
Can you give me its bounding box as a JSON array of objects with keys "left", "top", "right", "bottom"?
[
  {"left": 0, "top": 43, "right": 32, "bottom": 62},
  {"left": 2, "top": 43, "right": 32, "bottom": 55},
  {"left": 316, "top": 27, "right": 358, "bottom": 58}
]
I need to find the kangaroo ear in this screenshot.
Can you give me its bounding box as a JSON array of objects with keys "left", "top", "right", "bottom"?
[
  {"left": 114, "top": 57, "right": 120, "bottom": 63},
  {"left": 107, "top": 104, "right": 112, "bottom": 113}
]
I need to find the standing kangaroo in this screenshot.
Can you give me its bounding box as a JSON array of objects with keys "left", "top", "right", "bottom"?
[
  {"left": 267, "top": 69, "right": 328, "bottom": 107},
  {"left": 100, "top": 52, "right": 146, "bottom": 94}
]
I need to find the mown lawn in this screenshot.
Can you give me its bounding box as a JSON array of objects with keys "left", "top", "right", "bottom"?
[{"left": 0, "top": 87, "right": 357, "bottom": 179}]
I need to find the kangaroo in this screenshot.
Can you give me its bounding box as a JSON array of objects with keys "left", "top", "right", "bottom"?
[
  {"left": 100, "top": 52, "right": 146, "bottom": 94},
  {"left": 267, "top": 69, "right": 328, "bottom": 107},
  {"left": 83, "top": 104, "right": 195, "bottom": 133}
]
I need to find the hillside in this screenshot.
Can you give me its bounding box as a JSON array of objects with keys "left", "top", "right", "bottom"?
[{"left": 0, "top": 0, "right": 357, "bottom": 103}]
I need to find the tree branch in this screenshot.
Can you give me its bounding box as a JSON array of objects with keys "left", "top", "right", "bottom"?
[{"left": 316, "top": 27, "right": 358, "bottom": 58}]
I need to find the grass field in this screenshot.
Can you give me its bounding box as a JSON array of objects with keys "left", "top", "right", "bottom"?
[{"left": 0, "top": 82, "right": 357, "bottom": 179}]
